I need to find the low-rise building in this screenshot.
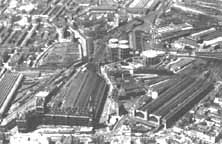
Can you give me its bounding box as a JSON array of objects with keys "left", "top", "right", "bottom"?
[{"left": 187, "top": 125, "right": 222, "bottom": 143}]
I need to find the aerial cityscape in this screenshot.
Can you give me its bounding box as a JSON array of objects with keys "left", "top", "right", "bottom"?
[{"left": 1, "top": 0, "right": 222, "bottom": 143}]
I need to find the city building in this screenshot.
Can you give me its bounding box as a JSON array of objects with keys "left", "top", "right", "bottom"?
[{"left": 186, "top": 125, "right": 222, "bottom": 143}]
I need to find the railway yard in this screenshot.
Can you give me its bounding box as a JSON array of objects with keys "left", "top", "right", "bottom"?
[{"left": 1, "top": 0, "right": 222, "bottom": 144}]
